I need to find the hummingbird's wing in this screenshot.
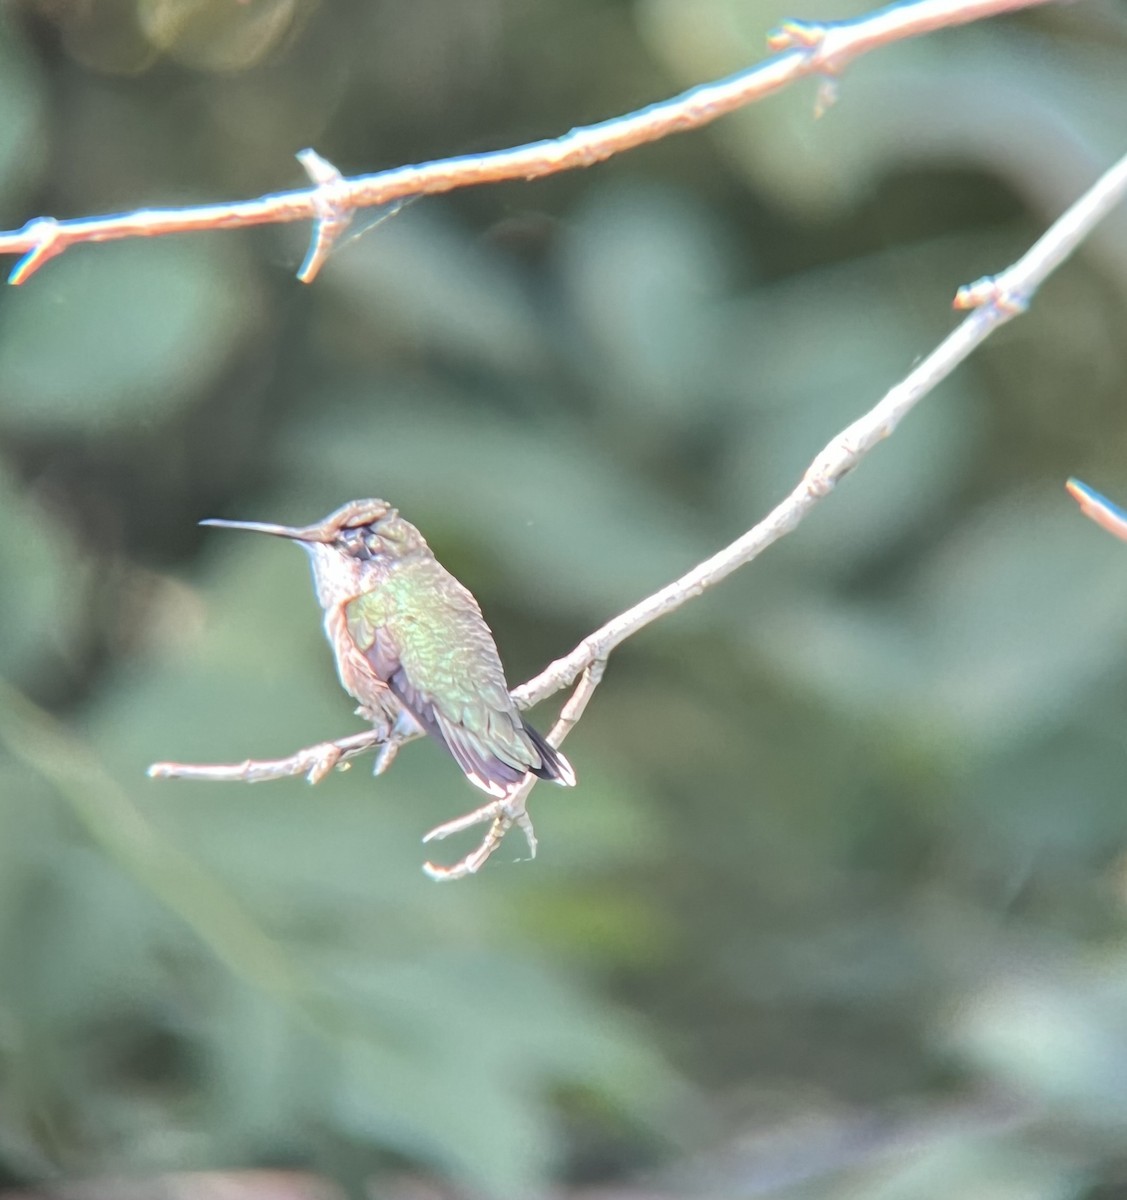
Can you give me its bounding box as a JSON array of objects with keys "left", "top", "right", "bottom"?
[{"left": 345, "top": 570, "right": 574, "bottom": 797}]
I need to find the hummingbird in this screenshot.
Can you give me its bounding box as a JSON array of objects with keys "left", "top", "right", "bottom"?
[{"left": 201, "top": 499, "right": 576, "bottom": 799}]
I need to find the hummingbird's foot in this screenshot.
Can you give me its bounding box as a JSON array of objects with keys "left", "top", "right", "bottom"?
[
  {"left": 372, "top": 709, "right": 422, "bottom": 777},
  {"left": 373, "top": 737, "right": 401, "bottom": 776},
  {"left": 421, "top": 781, "right": 537, "bottom": 881}
]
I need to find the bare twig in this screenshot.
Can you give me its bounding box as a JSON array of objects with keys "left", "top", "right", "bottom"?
[
  {"left": 150, "top": 148, "right": 1127, "bottom": 876},
  {"left": 294, "top": 148, "right": 355, "bottom": 284},
  {"left": 0, "top": 0, "right": 1054, "bottom": 284},
  {"left": 148, "top": 728, "right": 384, "bottom": 784},
  {"left": 1066, "top": 478, "right": 1127, "bottom": 542}
]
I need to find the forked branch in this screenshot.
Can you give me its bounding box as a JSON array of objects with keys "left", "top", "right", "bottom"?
[
  {"left": 0, "top": 0, "right": 1054, "bottom": 284},
  {"left": 421, "top": 660, "right": 607, "bottom": 881}
]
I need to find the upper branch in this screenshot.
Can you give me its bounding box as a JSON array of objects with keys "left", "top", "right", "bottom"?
[{"left": 0, "top": 0, "right": 1055, "bottom": 284}]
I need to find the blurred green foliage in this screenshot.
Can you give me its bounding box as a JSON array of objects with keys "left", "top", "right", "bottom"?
[{"left": 3, "top": 1, "right": 1127, "bottom": 1197}]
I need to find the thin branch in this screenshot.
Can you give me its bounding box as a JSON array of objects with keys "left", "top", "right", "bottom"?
[
  {"left": 511, "top": 148, "right": 1127, "bottom": 710},
  {"left": 1, "top": 0, "right": 1054, "bottom": 284},
  {"left": 148, "top": 728, "right": 385, "bottom": 784}
]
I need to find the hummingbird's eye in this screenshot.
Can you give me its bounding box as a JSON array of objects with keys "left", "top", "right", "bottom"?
[
  {"left": 337, "top": 524, "right": 384, "bottom": 560},
  {"left": 338, "top": 527, "right": 369, "bottom": 558}
]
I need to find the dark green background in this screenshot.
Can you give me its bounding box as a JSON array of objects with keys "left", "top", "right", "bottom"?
[{"left": 3, "top": 0, "right": 1127, "bottom": 1196}]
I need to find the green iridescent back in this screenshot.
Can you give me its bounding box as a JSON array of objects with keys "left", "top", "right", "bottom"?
[{"left": 345, "top": 555, "right": 571, "bottom": 794}]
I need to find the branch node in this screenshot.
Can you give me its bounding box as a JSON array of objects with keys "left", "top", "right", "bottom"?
[
  {"left": 952, "top": 274, "right": 1028, "bottom": 315},
  {"left": 766, "top": 18, "right": 828, "bottom": 51},
  {"left": 803, "top": 465, "right": 840, "bottom": 497},
  {"left": 305, "top": 742, "right": 343, "bottom": 784},
  {"left": 9, "top": 218, "right": 64, "bottom": 285},
  {"left": 766, "top": 19, "right": 845, "bottom": 116},
  {"left": 297, "top": 146, "right": 342, "bottom": 189},
  {"left": 296, "top": 147, "right": 354, "bottom": 284}
]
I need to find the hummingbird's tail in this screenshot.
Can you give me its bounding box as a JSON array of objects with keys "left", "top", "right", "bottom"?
[
  {"left": 523, "top": 721, "right": 577, "bottom": 788},
  {"left": 398, "top": 685, "right": 576, "bottom": 796}
]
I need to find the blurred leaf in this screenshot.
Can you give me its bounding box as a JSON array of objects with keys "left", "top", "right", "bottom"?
[
  {"left": 0, "top": 461, "right": 81, "bottom": 682},
  {"left": 946, "top": 957, "right": 1127, "bottom": 1123},
  {"left": 0, "top": 16, "right": 46, "bottom": 211},
  {"left": 834, "top": 1137, "right": 1086, "bottom": 1200},
  {"left": 911, "top": 494, "right": 1127, "bottom": 747},
  {"left": 316, "top": 208, "right": 547, "bottom": 377},
  {"left": 276, "top": 387, "right": 709, "bottom": 619},
  {"left": 557, "top": 183, "right": 735, "bottom": 429},
  {"left": 962, "top": 723, "right": 1127, "bottom": 868},
  {"left": 751, "top": 492, "right": 1127, "bottom": 751},
  {"left": 327, "top": 953, "right": 672, "bottom": 1198},
  {"left": 138, "top": 0, "right": 300, "bottom": 72},
  {"left": 0, "top": 239, "right": 261, "bottom": 433},
  {"left": 747, "top": 594, "right": 922, "bottom": 721}
]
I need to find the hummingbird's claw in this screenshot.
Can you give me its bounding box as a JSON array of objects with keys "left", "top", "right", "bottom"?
[
  {"left": 372, "top": 738, "right": 401, "bottom": 776},
  {"left": 372, "top": 708, "right": 422, "bottom": 776},
  {"left": 514, "top": 810, "right": 538, "bottom": 859}
]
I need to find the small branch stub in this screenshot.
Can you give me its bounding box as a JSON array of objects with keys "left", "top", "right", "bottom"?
[
  {"left": 765, "top": 19, "right": 841, "bottom": 115},
  {"left": 1066, "top": 478, "right": 1127, "bottom": 543},
  {"left": 952, "top": 274, "right": 1029, "bottom": 314},
  {"left": 9, "top": 218, "right": 65, "bottom": 286},
  {"left": 295, "top": 148, "right": 354, "bottom": 284}
]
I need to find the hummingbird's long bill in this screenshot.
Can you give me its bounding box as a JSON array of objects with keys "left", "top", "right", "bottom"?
[{"left": 201, "top": 517, "right": 317, "bottom": 541}]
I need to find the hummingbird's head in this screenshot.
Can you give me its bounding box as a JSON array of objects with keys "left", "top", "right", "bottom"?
[{"left": 201, "top": 498, "right": 424, "bottom": 609}]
